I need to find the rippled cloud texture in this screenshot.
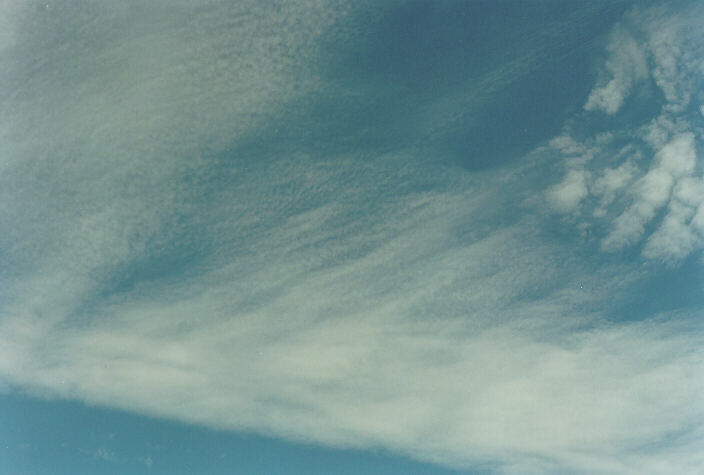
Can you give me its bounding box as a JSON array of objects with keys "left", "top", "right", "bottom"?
[{"left": 1, "top": 1, "right": 703, "bottom": 473}]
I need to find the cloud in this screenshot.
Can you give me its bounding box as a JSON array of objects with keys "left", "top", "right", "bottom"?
[
  {"left": 602, "top": 133, "right": 698, "bottom": 251},
  {"left": 546, "top": 169, "right": 589, "bottom": 213},
  {"left": 642, "top": 201, "right": 699, "bottom": 261},
  {"left": 1, "top": 2, "right": 703, "bottom": 474},
  {"left": 584, "top": 26, "right": 648, "bottom": 114},
  {"left": 548, "top": 2, "right": 704, "bottom": 262},
  {"left": 644, "top": 5, "right": 704, "bottom": 113},
  {"left": 584, "top": 2, "right": 704, "bottom": 116},
  {"left": 591, "top": 160, "right": 637, "bottom": 209}
]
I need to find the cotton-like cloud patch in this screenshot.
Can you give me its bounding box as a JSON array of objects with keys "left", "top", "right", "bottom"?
[{"left": 548, "top": 3, "right": 704, "bottom": 263}]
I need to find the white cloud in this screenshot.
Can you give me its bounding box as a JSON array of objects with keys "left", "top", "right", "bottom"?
[
  {"left": 602, "top": 134, "right": 697, "bottom": 251},
  {"left": 656, "top": 133, "right": 697, "bottom": 177},
  {"left": 584, "top": 27, "right": 648, "bottom": 114},
  {"left": 592, "top": 160, "right": 637, "bottom": 208},
  {"left": 584, "top": 2, "right": 704, "bottom": 117},
  {"left": 641, "top": 114, "right": 693, "bottom": 150},
  {"left": 549, "top": 135, "right": 586, "bottom": 156},
  {"left": 1, "top": 2, "right": 703, "bottom": 474},
  {"left": 546, "top": 169, "right": 589, "bottom": 213},
  {"left": 643, "top": 5, "right": 704, "bottom": 113},
  {"left": 643, "top": 177, "right": 704, "bottom": 261},
  {"left": 642, "top": 201, "right": 699, "bottom": 261},
  {"left": 601, "top": 166, "right": 673, "bottom": 249},
  {"left": 2, "top": 231, "right": 703, "bottom": 473},
  {"left": 556, "top": 3, "right": 704, "bottom": 262},
  {"left": 2, "top": 145, "right": 702, "bottom": 474}
]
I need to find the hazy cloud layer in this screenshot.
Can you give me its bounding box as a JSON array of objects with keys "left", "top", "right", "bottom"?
[{"left": 1, "top": 2, "right": 703, "bottom": 474}]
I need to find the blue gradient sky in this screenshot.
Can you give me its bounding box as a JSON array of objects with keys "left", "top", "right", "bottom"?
[{"left": 1, "top": 1, "right": 703, "bottom": 473}]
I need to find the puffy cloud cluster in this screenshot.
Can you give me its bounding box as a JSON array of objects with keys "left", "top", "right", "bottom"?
[{"left": 547, "top": 3, "right": 704, "bottom": 263}]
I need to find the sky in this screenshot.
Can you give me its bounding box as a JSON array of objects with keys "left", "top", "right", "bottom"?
[{"left": 1, "top": 0, "right": 703, "bottom": 473}]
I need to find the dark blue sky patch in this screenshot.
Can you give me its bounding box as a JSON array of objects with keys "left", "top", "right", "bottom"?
[{"left": 0, "top": 393, "right": 464, "bottom": 475}]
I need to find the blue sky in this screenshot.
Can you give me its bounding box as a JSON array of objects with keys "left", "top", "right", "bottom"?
[{"left": 1, "top": 1, "right": 703, "bottom": 473}]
